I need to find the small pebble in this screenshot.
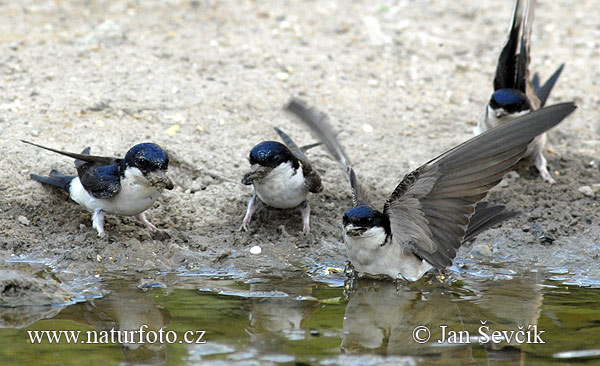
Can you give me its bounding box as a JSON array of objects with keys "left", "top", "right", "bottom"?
[
  {"left": 578, "top": 186, "right": 595, "bottom": 197},
  {"left": 275, "top": 72, "right": 289, "bottom": 81},
  {"left": 17, "top": 215, "right": 30, "bottom": 226},
  {"left": 591, "top": 184, "right": 600, "bottom": 193},
  {"left": 362, "top": 124, "right": 373, "bottom": 133},
  {"left": 250, "top": 245, "right": 262, "bottom": 255},
  {"left": 471, "top": 244, "right": 493, "bottom": 257}
]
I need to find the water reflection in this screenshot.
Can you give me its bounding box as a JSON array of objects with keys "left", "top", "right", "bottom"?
[
  {"left": 55, "top": 280, "right": 171, "bottom": 364},
  {"left": 241, "top": 274, "right": 321, "bottom": 343},
  {"left": 1, "top": 268, "right": 598, "bottom": 366},
  {"left": 341, "top": 274, "right": 544, "bottom": 363}
]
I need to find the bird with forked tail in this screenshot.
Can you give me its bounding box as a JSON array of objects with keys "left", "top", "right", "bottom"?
[
  {"left": 24, "top": 141, "right": 174, "bottom": 237},
  {"left": 476, "top": 0, "right": 566, "bottom": 183}
]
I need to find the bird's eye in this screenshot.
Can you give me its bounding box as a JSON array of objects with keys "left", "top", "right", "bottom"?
[
  {"left": 367, "top": 217, "right": 374, "bottom": 224},
  {"left": 273, "top": 154, "right": 281, "bottom": 162}
]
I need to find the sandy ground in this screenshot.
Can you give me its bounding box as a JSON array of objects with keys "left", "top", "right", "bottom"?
[{"left": 1, "top": 0, "right": 599, "bottom": 302}]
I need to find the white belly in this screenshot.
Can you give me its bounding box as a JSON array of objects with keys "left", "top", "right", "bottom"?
[
  {"left": 345, "top": 227, "right": 433, "bottom": 281},
  {"left": 253, "top": 162, "right": 308, "bottom": 209},
  {"left": 69, "top": 168, "right": 161, "bottom": 216}
]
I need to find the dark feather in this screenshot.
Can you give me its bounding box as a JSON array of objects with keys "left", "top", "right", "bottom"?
[
  {"left": 21, "top": 140, "right": 121, "bottom": 166},
  {"left": 514, "top": 0, "right": 534, "bottom": 93},
  {"left": 74, "top": 147, "right": 92, "bottom": 168},
  {"left": 494, "top": 0, "right": 524, "bottom": 90},
  {"left": 30, "top": 170, "right": 74, "bottom": 192},
  {"left": 384, "top": 103, "right": 575, "bottom": 268},
  {"left": 273, "top": 127, "right": 323, "bottom": 194},
  {"left": 532, "top": 64, "right": 565, "bottom": 107},
  {"left": 284, "top": 98, "right": 370, "bottom": 206},
  {"left": 464, "top": 202, "right": 519, "bottom": 242},
  {"left": 22, "top": 140, "right": 122, "bottom": 199},
  {"left": 299, "top": 142, "right": 322, "bottom": 153},
  {"left": 76, "top": 163, "right": 122, "bottom": 199}
]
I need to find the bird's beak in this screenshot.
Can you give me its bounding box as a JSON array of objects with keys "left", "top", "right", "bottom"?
[
  {"left": 148, "top": 170, "right": 174, "bottom": 190},
  {"left": 344, "top": 224, "right": 367, "bottom": 238},
  {"left": 495, "top": 109, "right": 508, "bottom": 118},
  {"left": 241, "top": 165, "right": 272, "bottom": 185}
]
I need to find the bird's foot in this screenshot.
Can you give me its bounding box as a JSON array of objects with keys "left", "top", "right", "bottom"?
[
  {"left": 92, "top": 209, "right": 106, "bottom": 237},
  {"left": 535, "top": 152, "right": 556, "bottom": 184},
  {"left": 136, "top": 212, "right": 158, "bottom": 232}
]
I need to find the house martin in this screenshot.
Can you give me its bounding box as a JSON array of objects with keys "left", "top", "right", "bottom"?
[
  {"left": 476, "top": 0, "right": 565, "bottom": 183},
  {"left": 24, "top": 141, "right": 174, "bottom": 237},
  {"left": 285, "top": 98, "right": 575, "bottom": 281},
  {"left": 240, "top": 127, "right": 322, "bottom": 235}
]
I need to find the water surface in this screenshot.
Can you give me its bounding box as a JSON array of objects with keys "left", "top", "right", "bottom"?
[{"left": 1, "top": 269, "right": 599, "bottom": 366}]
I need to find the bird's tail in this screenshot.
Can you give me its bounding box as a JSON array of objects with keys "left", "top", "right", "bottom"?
[
  {"left": 531, "top": 64, "right": 565, "bottom": 107},
  {"left": 30, "top": 170, "right": 74, "bottom": 192},
  {"left": 464, "top": 202, "right": 519, "bottom": 242}
]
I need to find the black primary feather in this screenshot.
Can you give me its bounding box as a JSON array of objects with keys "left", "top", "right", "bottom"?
[
  {"left": 21, "top": 140, "right": 121, "bottom": 166},
  {"left": 23, "top": 141, "right": 123, "bottom": 199},
  {"left": 494, "top": 0, "right": 524, "bottom": 90}
]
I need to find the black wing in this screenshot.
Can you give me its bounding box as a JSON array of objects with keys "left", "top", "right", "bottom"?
[
  {"left": 77, "top": 162, "right": 122, "bottom": 199},
  {"left": 494, "top": 0, "right": 524, "bottom": 91},
  {"left": 75, "top": 146, "right": 122, "bottom": 199},
  {"left": 383, "top": 103, "right": 575, "bottom": 268},
  {"left": 22, "top": 141, "right": 122, "bottom": 199},
  {"left": 273, "top": 127, "right": 323, "bottom": 194},
  {"left": 532, "top": 64, "right": 565, "bottom": 107},
  {"left": 21, "top": 140, "right": 121, "bottom": 165},
  {"left": 515, "top": 0, "right": 535, "bottom": 93},
  {"left": 284, "top": 98, "right": 370, "bottom": 206}
]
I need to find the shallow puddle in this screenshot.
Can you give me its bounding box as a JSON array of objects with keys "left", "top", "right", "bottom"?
[{"left": 1, "top": 269, "right": 599, "bottom": 366}]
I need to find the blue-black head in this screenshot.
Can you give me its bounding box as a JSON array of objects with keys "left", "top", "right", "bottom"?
[
  {"left": 343, "top": 205, "right": 390, "bottom": 236},
  {"left": 489, "top": 88, "right": 531, "bottom": 115},
  {"left": 123, "top": 143, "right": 170, "bottom": 174},
  {"left": 248, "top": 141, "right": 297, "bottom": 169}
]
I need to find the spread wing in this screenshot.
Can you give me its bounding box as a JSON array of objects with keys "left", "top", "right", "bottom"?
[
  {"left": 494, "top": 0, "right": 524, "bottom": 91},
  {"left": 383, "top": 103, "right": 575, "bottom": 268},
  {"left": 273, "top": 127, "right": 323, "bottom": 193},
  {"left": 284, "top": 98, "right": 370, "bottom": 206}
]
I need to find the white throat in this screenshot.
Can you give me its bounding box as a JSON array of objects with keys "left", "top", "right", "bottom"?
[{"left": 344, "top": 225, "right": 433, "bottom": 281}]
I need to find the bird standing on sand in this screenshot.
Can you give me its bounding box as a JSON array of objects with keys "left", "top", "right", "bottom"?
[
  {"left": 240, "top": 128, "right": 322, "bottom": 235},
  {"left": 24, "top": 141, "right": 174, "bottom": 237}
]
